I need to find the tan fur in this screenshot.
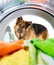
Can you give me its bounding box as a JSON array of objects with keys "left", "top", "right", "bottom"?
[
  {"left": 14, "top": 17, "right": 36, "bottom": 40},
  {"left": 14, "top": 23, "right": 36, "bottom": 40},
  {"left": 22, "top": 27, "right": 36, "bottom": 40},
  {"left": 14, "top": 17, "right": 48, "bottom": 40},
  {"left": 36, "top": 30, "right": 48, "bottom": 41}
]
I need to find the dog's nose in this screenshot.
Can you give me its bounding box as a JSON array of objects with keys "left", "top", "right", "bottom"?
[{"left": 17, "top": 29, "right": 23, "bottom": 33}]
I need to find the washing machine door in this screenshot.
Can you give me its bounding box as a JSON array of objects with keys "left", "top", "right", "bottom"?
[{"left": 0, "top": 3, "right": 54, "bottom": 41}]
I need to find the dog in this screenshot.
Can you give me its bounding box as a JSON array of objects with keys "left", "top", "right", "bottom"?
[
  {"left": 32, "top": 24, "right": 48, "bottom": 40},
  {"left": 14, "top": 17, "right": 36, "bottom": 40},
  {"left": 14, "top": 17, "right": 48, "bottom": 40}
]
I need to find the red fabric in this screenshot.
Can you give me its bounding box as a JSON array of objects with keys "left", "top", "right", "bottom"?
[
  {"left": 0, "top": 39, "right": 24, "bottom": 57},
  {"left": 31, "top": 0, "right": 45, "bottom": 3}
]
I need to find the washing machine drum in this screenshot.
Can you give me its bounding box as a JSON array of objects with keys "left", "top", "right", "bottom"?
[{"left": 0, "top": 4, "right": 54, "bottom": 41}]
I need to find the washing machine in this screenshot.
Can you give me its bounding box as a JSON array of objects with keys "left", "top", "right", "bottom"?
[
  {"left": 0, "top": 0, "right": 54, "bottom": 41},
  {"left": 0, "top": 0, "right": 54, "bottom": 65}
]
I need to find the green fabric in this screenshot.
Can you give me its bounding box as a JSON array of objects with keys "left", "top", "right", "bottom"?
[
  {"left": 0, "top": 43, "right": 39, "bottom": 65},
  {"left": 29, "top": 43, "right": 37, "bottom": 65},
  {"left": 30, "top": 38, "right": 54, "bottom": 58},
  {"left": 1, "top": 38, "right": 53, "bottom": 65},
  {"left": 29, "top": 43, "right": 46, "bottom": 65},
  {"left": 15, "top": 0, "right": 23, "bottom": 3}
]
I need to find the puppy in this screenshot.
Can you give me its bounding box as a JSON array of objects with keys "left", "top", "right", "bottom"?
[
  {"left": 32, "top": 23, "right": 48, "bottom": 40},
  {"left": 14, "top": 17, "right": 48, "bottom": 40},
  {"left": 14, "top": 17, "right": 36, "bottom": 40}
]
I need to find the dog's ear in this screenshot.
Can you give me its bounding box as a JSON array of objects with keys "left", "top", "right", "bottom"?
[
  {"left": 26, "top": 21, "right": 32, "bottom": 28},
  {"left": 18, "top": 17, "right": 23, "bottom": 21},
  {"left": 16, "top": 17, "right": 23, "bottom": 25}
]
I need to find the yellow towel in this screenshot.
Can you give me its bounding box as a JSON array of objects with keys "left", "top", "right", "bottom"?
[{"left": 0, "top": 49, "right": 30, "bottom": 65}]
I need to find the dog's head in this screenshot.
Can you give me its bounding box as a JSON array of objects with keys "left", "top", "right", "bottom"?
[{"left": 14, "top": 17, "right": 32, "bottom": 39}]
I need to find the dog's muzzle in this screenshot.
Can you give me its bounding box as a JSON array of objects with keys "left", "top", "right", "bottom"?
[
  {"left": 19, "top": 34, "right": 22, "bottom": 39},
  {"left": 17, "top": 28, "right": 23, "bottom": 33},
  {"left": 17, "top": 28, "right": 23, "bottom": 39}
]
